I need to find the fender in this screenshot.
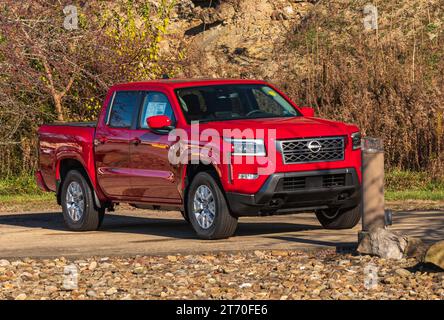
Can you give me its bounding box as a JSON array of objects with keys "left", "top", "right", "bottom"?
[
  {"left": 179, "top": 144, "right": 226, "bottom": 196},
  {"left": 55, "top": 150, "right": 104, "bottom": 209}
]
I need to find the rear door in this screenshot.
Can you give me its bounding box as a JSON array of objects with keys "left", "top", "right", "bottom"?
[
  {"left": 128, "top": 90, "right": 181, "bottom": 202},
  {"left": 95, "top": 90, "right": 142, "bottom": 198}
]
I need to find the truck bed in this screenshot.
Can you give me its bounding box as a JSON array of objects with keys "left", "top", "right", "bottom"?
[
  {"left": 37, "top": 122, "right": 97, "bottom": 192},
  {"left": 48, "top": 121, "right": 97, "bottom": 127}
]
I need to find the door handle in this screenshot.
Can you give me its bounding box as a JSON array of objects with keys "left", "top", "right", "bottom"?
[
  {"left": 94, "top": 136, "right": 107, "bottom": 146},
  {"left": 131, "top": 137, "right": 141, "bottom": 146}
]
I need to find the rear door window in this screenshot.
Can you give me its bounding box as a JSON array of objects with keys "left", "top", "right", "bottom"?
[{"left": 108, "top": 91, "right": 141, "bottom": 128}]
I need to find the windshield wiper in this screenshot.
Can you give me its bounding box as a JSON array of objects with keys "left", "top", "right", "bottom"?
[{"left": 193, "top": 115, "right": 297, "bottom": 123}]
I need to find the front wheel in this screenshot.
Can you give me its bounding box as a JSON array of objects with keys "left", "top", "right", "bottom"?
[
  {"left": 61, "top": 170, "right": 105, "bottom": 231},
  {"left": 187, "top": 172, "right": 238, "bottom": 239},
  {"left": 315, "top": 204, "right": 361, "bottom": 229}
]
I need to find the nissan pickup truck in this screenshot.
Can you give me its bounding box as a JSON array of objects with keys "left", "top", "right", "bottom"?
[{"left": 36, "top": 79, "right": 362, "bottom": 239}]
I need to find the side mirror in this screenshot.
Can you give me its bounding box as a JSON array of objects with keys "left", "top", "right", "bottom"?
[
  {"left": 147, "top": 115, "right": 172, "bottom": 131},
  {"left": 300, "top": 107, "right": 314, "bottom": 117}
]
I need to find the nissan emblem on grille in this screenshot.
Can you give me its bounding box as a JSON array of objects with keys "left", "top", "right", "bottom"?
[
  {"left": 307, "top": 140, "right": 322, "bottom": 153},
  {"left": 279, "top": 136, "right": 345, "bottom": 164}
]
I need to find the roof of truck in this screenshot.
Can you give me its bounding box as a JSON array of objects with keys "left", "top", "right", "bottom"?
[{"left": 110, "top": 78, "right": 269, "bottom": 90}]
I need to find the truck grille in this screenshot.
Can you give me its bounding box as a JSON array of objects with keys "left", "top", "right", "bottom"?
[
  {"left": 322, "top": 174, "right": 346, "bottom": 188},
  {"left": 282, "top": 176, "right": 305, "bottom": 190},
  {"left": 279, "top": 137, "right": 345, "bottom": 164},
  {"left": 279, "top": 173, "right": 347, "bottom": 191}
]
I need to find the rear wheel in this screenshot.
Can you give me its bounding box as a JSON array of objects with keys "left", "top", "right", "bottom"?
[
  {"left": 61, "top": 170, "right": 105, "bottom": 231},
  {"left": 315, "top": 204, "right": 361, "bottom": 229},
  {"left": 187, "top": 172, "right": 237, "bottom": 239}
]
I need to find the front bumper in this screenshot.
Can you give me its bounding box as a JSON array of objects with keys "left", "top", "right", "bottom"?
[{"left": 226, "top": 168, "right": 361, "bottom": 216}]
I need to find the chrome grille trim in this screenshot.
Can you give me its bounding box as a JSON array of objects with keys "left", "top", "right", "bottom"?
[{"left": 278, "top": 136, "right": 345, "bottom": 164}]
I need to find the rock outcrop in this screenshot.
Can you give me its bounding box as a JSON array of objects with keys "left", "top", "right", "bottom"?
[
  {"left": 165, "top": 0, "right": 314, "bottom": 78},
  {"left": 424, "top": 240, "right": 444, "bottom": 270},
  {"left": 357, "top": 228, "right": 427, "bottom": 260},
  {"left": 357, "top": 228, "right": 408, "bottom": 260}
]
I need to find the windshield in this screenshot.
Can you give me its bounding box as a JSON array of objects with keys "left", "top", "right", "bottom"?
[{"left": 175, "top": 84, "right": 300, "bottom": 123}]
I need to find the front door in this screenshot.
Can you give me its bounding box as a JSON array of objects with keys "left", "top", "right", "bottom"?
[
  {"left": 95, "top": 90, "right": 142, "bottom": 198},
  {"left": 128, "top": 91, "right": 181, "bottom": 202}
]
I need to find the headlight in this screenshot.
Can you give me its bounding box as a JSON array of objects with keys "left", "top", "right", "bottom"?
[
  {"left": 351, "top": 132, "right": 361, "bottom": 150},
  {"left": 226, "top": 138, "right": 266, "bottom": 156}
]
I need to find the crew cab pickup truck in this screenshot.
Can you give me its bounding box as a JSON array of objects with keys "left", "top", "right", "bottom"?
[{"left": 36, "top": 79, "right": 362, "bottom": 239}]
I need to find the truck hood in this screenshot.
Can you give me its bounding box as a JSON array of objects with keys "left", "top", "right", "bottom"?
[{"left": 198, "top": 116, "right": 355, "bottom": 140}]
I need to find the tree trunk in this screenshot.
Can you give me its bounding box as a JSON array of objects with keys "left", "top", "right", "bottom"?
[{"left": 53, "top": 93, "right": 64, "bottom": 121}]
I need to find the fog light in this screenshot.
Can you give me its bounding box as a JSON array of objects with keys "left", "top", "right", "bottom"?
[
  {"left": 338, "top": 192, "right": 348, "bottom": 200},
  {"left": 238, "top": 174, "right": 259, "bottom": 180}
]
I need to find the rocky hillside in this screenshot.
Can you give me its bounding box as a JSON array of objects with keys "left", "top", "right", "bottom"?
[{"left": 165, "top": 0, "right": 313, "bottom": 79}]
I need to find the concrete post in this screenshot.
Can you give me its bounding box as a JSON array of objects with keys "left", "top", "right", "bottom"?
[{"left": 359, "top": 137, "right": 385, "bottom": 240}]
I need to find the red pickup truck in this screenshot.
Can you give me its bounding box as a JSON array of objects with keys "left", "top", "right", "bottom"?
[{"left": 36, "top": 79, "right": 362, "bottom": 239}]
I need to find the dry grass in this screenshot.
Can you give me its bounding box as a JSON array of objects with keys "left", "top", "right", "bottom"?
[{"left": 277, "top": 0, "right": 444, "bottom": 175}]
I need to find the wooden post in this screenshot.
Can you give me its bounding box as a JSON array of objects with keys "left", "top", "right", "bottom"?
[{"left": 359, "top": 137, "right": 385, "bottom": 241}]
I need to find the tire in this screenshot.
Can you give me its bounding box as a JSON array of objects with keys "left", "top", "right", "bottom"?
[
  {"left": 315, "top": 204, "right": 361, "bottom": 229},
  {"left": 61, "top": 170, "right": 105, "bottom": 231},
  {"left": 187, "top": 172, "right": 238, "bottom": 239},
  {"left": 180, "top": 210, "right": 190, "bottom": 223}
]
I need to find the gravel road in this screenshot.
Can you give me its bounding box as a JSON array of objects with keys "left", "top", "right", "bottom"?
[{"left": 0, "top": 250, "right": 443, "bottom": 300}]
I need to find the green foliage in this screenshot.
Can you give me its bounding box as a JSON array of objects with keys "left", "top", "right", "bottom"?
[
  {"left": 0, "top": 174, "right": 44, "bottom": 196},
  {"left": 426, "top": 22, "right": 438, "bottom": 34},
  {"left": 385, "top": 190, "right": 444, "bottom": 201},
  {"left": 0, "top": 193, "right": 53, "bottom": 204},
  {"left": 101, "top": 0, "right": 176, "bottom": 80},
  {"left": 385, "top": 170, "right": 444, "bottom": 192}
]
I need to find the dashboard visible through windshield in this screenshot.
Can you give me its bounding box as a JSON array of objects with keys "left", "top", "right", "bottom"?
[{"left": 175, "top": 84, "right": 301, "bottom": 123}]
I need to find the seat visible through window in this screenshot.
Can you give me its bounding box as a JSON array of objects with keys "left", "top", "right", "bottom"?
[{"left": 181, "top": 94, "right": 202, "bottom": 121}]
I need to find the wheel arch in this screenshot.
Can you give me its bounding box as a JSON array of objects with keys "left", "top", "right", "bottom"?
[
  {"left": 184, "top": 162, "right": 222, "bottom": 191},
  {"left": 182, "top": 162, "right": 225, "bottom": 216},
  {"left": 56, "top": 158, "right": 102, "bottom": 209}
]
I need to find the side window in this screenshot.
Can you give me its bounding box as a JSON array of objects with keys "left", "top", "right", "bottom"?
[
  {"left": 108, "top": 91, "right": 140, "bottom": 128},
  {"left": 139, "top": 92, "right": 175, "bottom": 128}
]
